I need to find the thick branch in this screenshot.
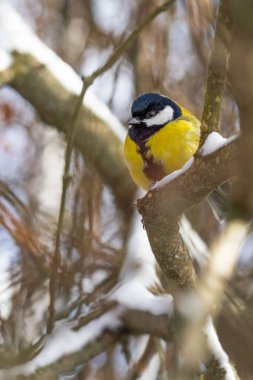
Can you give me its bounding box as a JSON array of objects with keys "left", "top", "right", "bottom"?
[
  {"left": 2, "top": 306, "right": 173, "bottom": 380},
  {"left": 137, "top": 139, "right": 238, "bottom": 293},
  {"left": 198, "top": 0, "right": 234, "bottom": 148},
  {"left": 1, "top": 53, "right": 135, "bottom": 208},
  {"left": 122, "top": 309, "right": 172, "bottom": 340},
  {"left": 11, "top": 332, "right": 117, "bottom": 380}
]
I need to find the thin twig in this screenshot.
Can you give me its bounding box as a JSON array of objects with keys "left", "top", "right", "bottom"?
[
  {"left": 47, "top": 0, "right": 175, "bottom": 333},
  {"left": 47, "top": 77, "right": 87, "bottom": 333},
  {"left": 85, "top": 0, "right": 175, "bottom": 86}
]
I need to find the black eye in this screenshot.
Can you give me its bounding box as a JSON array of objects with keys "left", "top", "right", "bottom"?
[{"left": 146, "top": 110, "right": 157, "bottom": 118}]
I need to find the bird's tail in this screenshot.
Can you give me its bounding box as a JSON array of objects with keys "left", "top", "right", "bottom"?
[{"left": 207, "top": 182, "right": 230, "bottom": 222}]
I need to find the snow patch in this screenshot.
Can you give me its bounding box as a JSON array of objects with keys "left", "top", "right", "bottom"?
[
  {"left": 199, "top": 132, "right": 237, "bottom": 156},
  {"left": 110, "top": 282, "right": 172, "bottom": 316},
  {"left": 0, "top": 309, "right": 122, "bottom": 377},
  {"left": 0, "top": 3, "right": 126, "bottom": 142}
]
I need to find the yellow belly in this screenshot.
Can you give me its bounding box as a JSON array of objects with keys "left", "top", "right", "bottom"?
[{"left": 124, "top": 113, "right": 200, "bottom": 190}]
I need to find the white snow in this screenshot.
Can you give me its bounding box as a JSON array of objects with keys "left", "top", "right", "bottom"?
[
  {"left": 111, "top": 282, "right": 172, "bottom": 316},
  {"left": 199, "top": 132, "right": 237, "bottom": 156},
  {"left": 204, "top": 318, "right": 236, "bottom": 380},
  {"left": 0, "top": 309, "right": 122, "bottom": 377},
  {"left": 0, "top": 3, "right": 126, "bottom": 142},
  {"left": 152, "top": 156, "right": 194, "bottom": 190}
]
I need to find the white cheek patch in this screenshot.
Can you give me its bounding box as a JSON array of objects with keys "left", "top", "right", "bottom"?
[{"left": 145, "top": 105, "right": 174, "bottom": 127}]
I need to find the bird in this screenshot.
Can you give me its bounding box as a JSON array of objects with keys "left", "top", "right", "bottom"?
[{"left": 124, "top": 92, "right": 201, "bottom": 190}]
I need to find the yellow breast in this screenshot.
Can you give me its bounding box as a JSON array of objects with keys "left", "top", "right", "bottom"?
[{"left": 124, "top": 109, "right": 200, "bottom": 190}]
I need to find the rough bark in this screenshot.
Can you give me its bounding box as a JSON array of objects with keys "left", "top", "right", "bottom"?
[
  {"left": 137, "top": 139, "right": 238, "bottom": 294},
  {"left": 198, "top": 0, "right": 234, "bottom": 148}
]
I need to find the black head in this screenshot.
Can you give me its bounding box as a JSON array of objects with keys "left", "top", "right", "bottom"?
[{"left": 128, "top": 93, "right": 182, "bottom": 128}]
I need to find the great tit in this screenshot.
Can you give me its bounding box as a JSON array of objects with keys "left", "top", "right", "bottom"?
[{"left": 124, "top": 93, "right": 200, "bottom": 190}]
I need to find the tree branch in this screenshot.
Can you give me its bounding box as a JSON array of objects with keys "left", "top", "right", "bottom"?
[
  {"left": 198, "top": 0, "right": 234, "bottom": 149},
  {"left": 135, "top": 2, "right": 238, "bottom": 378},
  {"left": 1, "top": 305, "right": 174, "bottom": 380},
  {"left": 0, "top": 53, "right": 135, "bottom": 207},
  {"left": 137, "top": 139, "right": 238, "bottom": 293},
  {"left": 11, "top": 332, "right": 117, "bottom": 380}
]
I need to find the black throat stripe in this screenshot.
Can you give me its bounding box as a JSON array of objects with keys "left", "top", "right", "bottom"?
[
  {"left": 140, "top": 144, "right": 166, "bottom": 183},
  {"left": 129, "top": 124, "right": 166, "bottom": 183}
]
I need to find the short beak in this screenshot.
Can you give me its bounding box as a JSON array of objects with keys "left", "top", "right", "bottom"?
[{"left": 128, "top": 117, "right": 140, "bottom": 126}]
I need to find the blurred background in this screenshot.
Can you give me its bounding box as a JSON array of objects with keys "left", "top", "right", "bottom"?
[{"left": 0, "top": 0, "right": 252, "bottom": 379}]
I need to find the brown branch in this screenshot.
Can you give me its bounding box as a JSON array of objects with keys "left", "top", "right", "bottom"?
[
  {"left": 137, "top": 138, "right": 238, "bottom": 293},
  {"left": 198, "top": 0, "right": 235, "bottom": 149},
  {"left": 136, "top": 0, "right": 236, "bottom": 295},
  {"left": 122, "top": 309, "right": 172, "bottom": 340},
  {"left": 10, "top": 331, "right": 117, "bottom": 380},
  {"left": 137, "top": 137, "right": 241, "bottom": 379},
  {"left": 1, "top": 304, "right": 174, "bottom": 379},
  {"left": 1, "top": 52, "right": 135, "bottom": 207}
]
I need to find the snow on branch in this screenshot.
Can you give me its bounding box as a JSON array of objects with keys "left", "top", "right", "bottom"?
[
  {"left": 0, "top": 211, "right": 174, "bottom": 379},
  {"left": 0, "top": 3, "right": 126, "bottom": 142},
  {"left": 0, "top": 3, "right": 135, "bottom": 206},
  {"left": 138, "top": 138, "right": 239, "bottom": 292},
  {"left": 199, "top": 132, "right": 238, "bottom": 156}
]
